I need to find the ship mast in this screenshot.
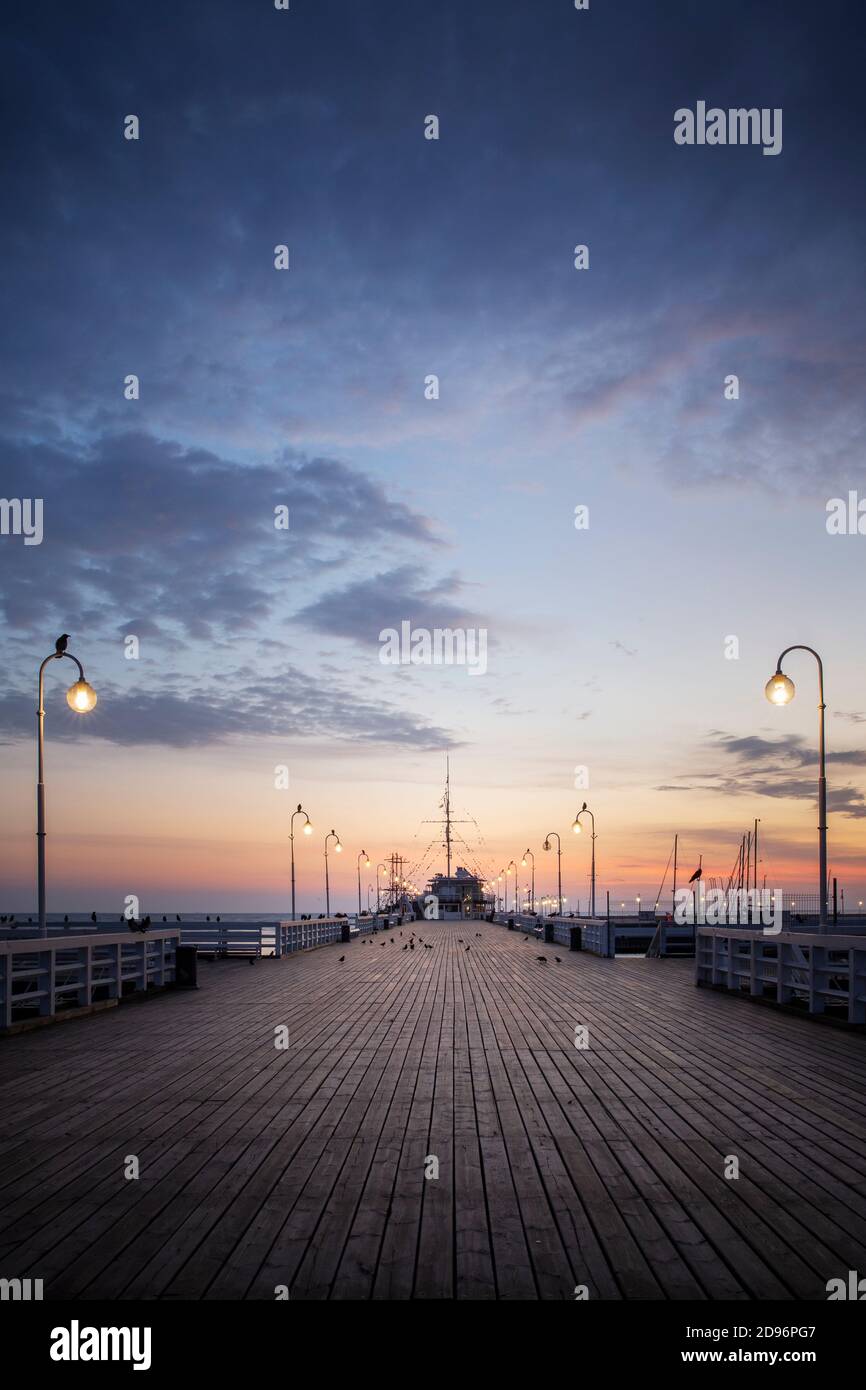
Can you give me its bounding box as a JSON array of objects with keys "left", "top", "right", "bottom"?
[{"left": 444, "top": 756, "right": 452, "bottom": 877}]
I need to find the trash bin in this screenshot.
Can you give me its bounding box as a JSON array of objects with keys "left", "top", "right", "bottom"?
[
  {"left": 175, "top": 944, "right": 198, "bottom": 988},
  {"left": 507, "top": 916, "right": 515, "bottom": 930},
  {"left": 569, "top": 926, "right": 582, "bottom": 952},
  {"left": 544, "top": 922, "right": 555, "bottom": 944},
  {"left": 340, "top": 922, "right": 351, "bottom": 944}
]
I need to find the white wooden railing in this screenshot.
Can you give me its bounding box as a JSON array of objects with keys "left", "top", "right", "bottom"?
[
  {"left": 696, "top": 927, "right": 866, "bottom": 1025},
  {"left": 0, "top": 929, "right": 179, "bottom": 1031}
]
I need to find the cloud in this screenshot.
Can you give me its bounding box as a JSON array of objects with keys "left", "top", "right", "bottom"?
[
  {"left": 0, "top": 431, "right": 438, "bottom": 642},
  {"left": 295, "top": 565, "right": 487, "bottom": 645},
  {"left": 0, "top": 663, "right": 457, "bottom": 751},
  {"left": 655, "top": 731, "right": 866, "bottom": 819}
]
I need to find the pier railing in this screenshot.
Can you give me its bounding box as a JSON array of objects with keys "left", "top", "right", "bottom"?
[
  {"left": 275, "top": 915, "right": 392, "bottom": 955},
  {"left": 0, "top": 929, "right": 179, "bottom": 1032},
  {"left": 696, "top": 927, "right": 866, "bottom": 1025}
]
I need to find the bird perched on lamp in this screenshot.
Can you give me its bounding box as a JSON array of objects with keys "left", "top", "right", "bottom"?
[
  {"left": 688, "top": 856, "right": 703, "bottom": 884},
  {"left": 55, "top": 634, "right": 69, "bottom": 655}
]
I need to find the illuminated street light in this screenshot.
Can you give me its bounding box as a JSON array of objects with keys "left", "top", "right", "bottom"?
[
  {"left": 543, "top": 832, "right": 562, "bottom": 916},
  {"left": 324, "top": 830, "right": 342, "bottom": 915},
  {"left": 521, "top": 848, "right": 535, "bottom": 914},
  {"left": 765, "top": 645, "right": 828, "bottom": 929},
  {"left": 290, "top": 804, "right": 312, "bottom": 921},
  {"left": 37, "top": 639, "right": 98, "bottom": 936},
  {"left": 357, "top": 849, "right": 370, "bottom": 915},
  {"left": 572, "top": 802, "right": 597, "bottom": 916}
]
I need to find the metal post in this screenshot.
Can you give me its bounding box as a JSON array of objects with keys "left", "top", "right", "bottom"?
[
  {"left": 36, "top": 649, "right": 88, "bottom": 938},
  {"left": 772, "top": 646, "right": 829, "bottom": 930}
]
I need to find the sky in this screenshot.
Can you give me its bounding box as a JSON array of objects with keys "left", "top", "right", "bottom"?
[{"left": 1, "top": 0, "right": 865, "bottom": 914}]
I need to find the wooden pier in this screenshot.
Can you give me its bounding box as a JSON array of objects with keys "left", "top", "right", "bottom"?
[{"left": 1, "top": 920, "right": 866, "bottom": 1300}]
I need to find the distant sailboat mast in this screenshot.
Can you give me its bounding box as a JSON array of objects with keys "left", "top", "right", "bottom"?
[{"left": 444, "top": 756, "right": 452, "bottom": 878}]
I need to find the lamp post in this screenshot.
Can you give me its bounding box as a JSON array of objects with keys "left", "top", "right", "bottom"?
[
  {"left": 572, "top": 802, "right": 597, "bottom": 917},
  {"left": 357, "top": 849, "right": 370, "bottom": 915},
  {"left": 765, "top": 645, "right": 829, "bottom": 929},
  {"left": 36, "top": 640, "right": 98, "bottom": 936},
  {"left": 521, "top": 848, "right": 535, "bottom": 914},
  {"left": 543, "top": 832, "right": 562, "bottom": 916},
  {"left": 290, "top": 804, "right": 313, "bottom": 921},
  {"left": 375, "top": 862, "right": 387, "bottom": 913},
  {"left": 507, "top": 860, "right": 516, "bottom": 913},
  {"left": 324, "top": 830, "right": 342, "bottom": 916}
]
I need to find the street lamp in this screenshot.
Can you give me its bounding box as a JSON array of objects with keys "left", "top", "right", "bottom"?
[
  {"left": 765, "top": 645, "right": 828, "bottom": 929},
  {"left": 507, "top": 860, "right": 516, "bottom": 914},
  {"left": 521, "top": 848, "right": 536, "bottom": 914},
  {"left": 289, "top": 804, "right": 313, "bottom": 921},
  {"left": 36, "top": 639, "right": 98, "bottom": 935},
  {"left": 543, "top": 832, "right": 562, "bottom": 916},
  {"left": 375, "top": 862, "right": 387, "bottom": 913},
  {"left": 572, "top": 802, "right": 597, "bottom": 917},
  {"left": 324, "top": 830, "right": 342, "bottom": 916},
  {"left": 357, "top": 849, "right": 370, "bottom": 915}
]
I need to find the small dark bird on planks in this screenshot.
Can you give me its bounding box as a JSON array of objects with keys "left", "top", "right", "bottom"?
[
  {"left": 402, "top": 944, "right": 408, "bottom": 951},
  {"left": 465, "top": 945, "right": 470, "bottom": 951},
  {"left": 555, "top": 956, "right": 562, "bottom": 963},
  {"left": 536, "top": 955, "right": 547, "bottom": 963},
  {"left": 55, "top": 634, "right": 69, "bottom": 654},
  {"left": 338, "top": 956, "right": 345, "bottom": 963}
]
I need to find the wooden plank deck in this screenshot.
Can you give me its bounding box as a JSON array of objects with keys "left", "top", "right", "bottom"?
[{"left": 1, "top": 920, "right": 866, "bottom": 1300}]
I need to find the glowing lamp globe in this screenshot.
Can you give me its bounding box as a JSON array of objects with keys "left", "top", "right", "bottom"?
[
  {"left": 303, "top": 822, "right": 313, "bottom": 835},
  {"left": 572, "top": 819, "right": 582, "bottom": 834},
  {"left": 335, "top": 842, "right": 342, "bottom": 854},
  {"left": 765, "top": 671, "right": 795, "bottom": 705},
  {"left": 66, "top": 680, "right": 97, "bottom": 714}
]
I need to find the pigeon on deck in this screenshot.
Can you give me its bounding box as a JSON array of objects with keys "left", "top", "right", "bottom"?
[
  {"left": 338, "top": 956, "right": 345, "bottom": 963},
  {"left": 536, "top": 955, "right": 547, "bottom": 962},
  {"left": 555, "top": 956, "right": 562, "bottom": 963}
]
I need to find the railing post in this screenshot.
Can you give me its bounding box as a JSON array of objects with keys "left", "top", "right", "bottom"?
[{"left": 45, "top": 943, "right": 55, "bottom": 1018}]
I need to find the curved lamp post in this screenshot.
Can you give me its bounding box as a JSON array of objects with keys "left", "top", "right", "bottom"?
[
  {"left": 543, "top": 832, "right": 562, "bottom": 916},
  {"left": 521, "top": 848, "right": 535, "bottom": 914},
  {"left": 765, "top": 645, "right": 828, "bottom": 929},
  {"left": 507, "top": 860, "right": 517, "bottom": 914},
  {"left": 324, "top": 830, "right": 342, "bottom": 915},
  {"left": 572, "top": 802, "right": 597, "bottom": 917},
  {"left": 37, "top": 640, "right": 98, "bottom": 936},
  {"left": 290, "top": 804, "right": 313, "bottom": 921},
  {"left": 357, "top": 849, "right": 370, "bottom": 915},
  {"left": 375, "top": 862, "right": 387, "bottom": 913}
]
